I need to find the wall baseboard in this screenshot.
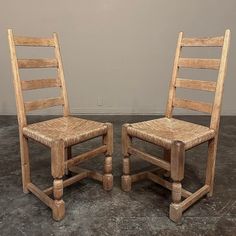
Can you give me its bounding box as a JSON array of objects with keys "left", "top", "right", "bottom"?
[
  {"left": 72, "top": 107, "right": 236, "bottom": 116},
  {"left": 1, "top": 106, "right": 236, "bottom": 116}
]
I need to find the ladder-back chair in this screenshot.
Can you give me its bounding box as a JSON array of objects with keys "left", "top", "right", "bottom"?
[
  {"left": 8, "top": 29, "right": 113, "bottom": 221},
  {"left": 121, "top": 30, "right": 230, "bottom": 222}
]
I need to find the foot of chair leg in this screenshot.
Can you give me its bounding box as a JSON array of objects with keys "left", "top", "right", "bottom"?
[
  {"left": 23, "top": 186, "right": 30, "bottom": 194},
  {"left": 207, "top": 190, "right": 213, "bottom": 198},
  {"left": 52, "top": 200, "right": 65, "bottom": 221},
  {"left": 169, "top": 203, "right": 182, "bottom": 223},
  {"left": 121, "top": 175, "right": 131, "bottom": 192},
  {"left": 103, "top": 174, "right": 113, "bottom": 191}
]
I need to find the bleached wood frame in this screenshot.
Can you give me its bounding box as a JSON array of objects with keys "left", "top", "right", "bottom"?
[
  {"left": 8, "top": 29, "right": 113, "bottom": 221},
  {"left": 121, "top": 30, "right": 230, "bottom": 222}
]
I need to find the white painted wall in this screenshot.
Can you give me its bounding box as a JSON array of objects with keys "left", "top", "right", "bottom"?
[{"left": 0, "top": 0, "right": 235, "bottom": 115}]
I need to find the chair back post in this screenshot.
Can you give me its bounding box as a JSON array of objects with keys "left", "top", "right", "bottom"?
[
  {"left": 210, "top": 29, "right": 230, "bottom": 131},
  {"left": 53, "top": 33, "right": 70, "bottom": 116},
  {"left": 165, "top": 32, "right": 183, "bottom": 118},
  {"left": 8, "top": 29, "right": 27, "bottom": 128}
]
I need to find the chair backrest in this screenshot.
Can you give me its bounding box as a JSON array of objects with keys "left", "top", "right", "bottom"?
[
  {"left": 8, "top": 29, "right": 70, "bottom": 128},
  {"left": 165, "top": 30, "right": 230, "bottom": 131}
]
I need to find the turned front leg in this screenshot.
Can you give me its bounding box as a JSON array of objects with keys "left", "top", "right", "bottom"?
[
  {"left": 169, "top": 141, "right": 185, "bottom": 223},
  {"left": 51, "top": 140, "right": 65, "bottom": 221},
  {"left": 103, "top": 123, "right": 113, "bottom": 191},
  {"left": 121, "top": 124, "right": 132, "bottom": 192}
]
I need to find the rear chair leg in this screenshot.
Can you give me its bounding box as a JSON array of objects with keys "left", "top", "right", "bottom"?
[
  {"left": 163, "top": 148, "right": 171, "bottom": 178},
  {"left": 121, "top": 124, "right": 132, "bottom": 192},
  {"left": 205, "top": 137, "right": 218, "bottom": 197},
  {"left": 103, "top": 123, "right": 113, "bottom": 191},
  {"left": 65, "top": 146, "right": 73, "bottom": 177},
  {"left": 169, "top": 141, "right": 185, "bottom": 223},
  {"left": 51, "top": 140, "right": 65, "bottom": 221},
  {"left": 19, "top": 134, "right": 31, "bottom": 193}
]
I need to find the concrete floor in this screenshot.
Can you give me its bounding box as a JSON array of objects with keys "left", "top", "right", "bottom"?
[{"left": 0, "top": 115, "right": 235, "bottom": 236}]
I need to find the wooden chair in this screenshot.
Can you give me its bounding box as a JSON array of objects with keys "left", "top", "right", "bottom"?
[
  {"left": 8, "top": 29, "right": 113, "bottom": 221},
  {"left": 121, "top": 30, "right": 230, "bottom": 222}
]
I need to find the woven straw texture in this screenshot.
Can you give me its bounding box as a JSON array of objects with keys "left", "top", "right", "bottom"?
[
  {"left": 127, "top": 117, "right": 215, "bottom": 150},
  {"left": 23, "top": 116, "right": 107, "bottom": 147}
]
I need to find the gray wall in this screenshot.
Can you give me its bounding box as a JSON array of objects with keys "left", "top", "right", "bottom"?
[{"left": 1, "top": 0, "right": 235, "bottom": 115}]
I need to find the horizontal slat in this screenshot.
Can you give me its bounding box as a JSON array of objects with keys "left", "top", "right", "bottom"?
[
  {"left": 129, "top": 168, "right": 159, "bottom": 183},
  {"left": 44, "top": 171, "right": 88, "bottom": 195},
  {"left": 66, "top": 145, "right": 107, "bottom": 168},
  {"left": 69, "top": 167, "right": 104, "bottom": 182},
  {"left": 178, "top": 58, "right": 220, "bottom": 70},
  {"left": 24, "top": 97, "right": 64, "bottom": 112},
  {"left": 180, "top": 185, "right": 210, "bottom": 211},
  {"left": 21, "top": 79, "right": 61, "bottom": 90},
  {"left": 18, "top": 59, "right": 58, "bottom": 68},
  {"left": 147, "top": 172, "right": 192, "bottom": 198},
  {"left": 175, "top": 78, "right": 216, "bottom": 92},
  {"left": 174, "top": 98, "right": 213, "bottom": 113},
  {"left": 181, "top": 37, "right": 224, "bottom": 47},
  {"left": 128, "top": 146, "right": 171, "bottom": 171},
  {"left": 14, "top": 36, "right": 55, "bottom": 47},
  {"left": 87, "top": 171, "right": 104, "bottom": 182},
  {"left": 27, "top": 183, "right": 54, "bottom": 209},
  {"left": 131, "top": 171, "right": 148, "bottom": 183}
]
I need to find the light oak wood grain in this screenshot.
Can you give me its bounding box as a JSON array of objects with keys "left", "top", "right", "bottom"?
[
  {"left": 178, "top": 58, "right": 220, "bottom": 70},
  {"left": 24, "top": 97, "right": 64, "bottom": 112},
  {"left": 175, "top": 78, "right": 216, "bottom": 92},
  {"left": 18, "top": 58, "right": 58, "bottom": 68},
  {"left": 14, "top": 36, "right": 55, "bottom": 47},
  {"left": 53, "top": 33, "right": 70, "bottom": 117},
  {"left": 128, "top": 146, "right": 170, "bottom": 171},
  {"left": 66, "top": 145, "right": 107, "bottom": 168},
  {"left": 173, "top": 97, "right": 213, "bottom": 113},
  {"left": 21, "top": 78, "right": 61, "bottom": 90},
  {"left": 165, "top": 32, "right": 183, "bottom": 118},
  {"left": 181, "top": 37, "right": 224, "bottom": 47}
]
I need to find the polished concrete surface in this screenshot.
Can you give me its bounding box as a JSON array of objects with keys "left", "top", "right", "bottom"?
[{"left": 0, "top": 115, "right": 235, "bottom": 236}]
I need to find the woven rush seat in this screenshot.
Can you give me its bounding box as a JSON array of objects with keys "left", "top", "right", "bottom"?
[
  {"left": 23, "top": 116, "right": 107, "bottom": 147},
  {"left": 127, "top": 117, "right": 215, "bottom": 150}
]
